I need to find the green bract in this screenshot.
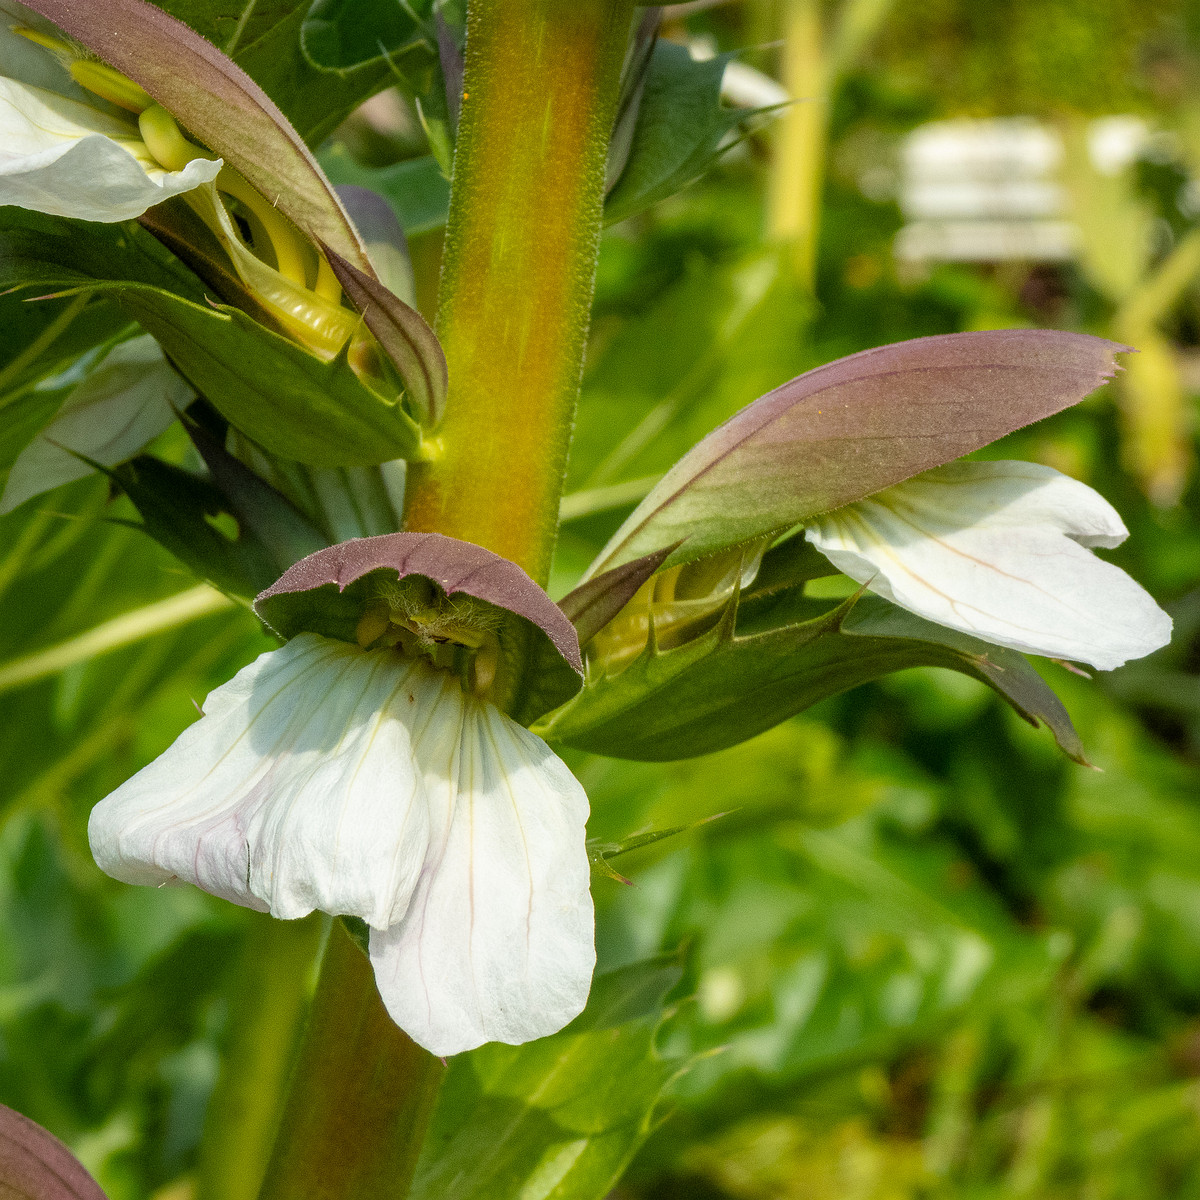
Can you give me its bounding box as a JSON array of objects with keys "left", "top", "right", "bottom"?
[
  {"left": 254, "top": 532, "right": 583, "bottom": 716},
  {"left": 541, "top": 538, "right": 1086, "bottom": 764}
]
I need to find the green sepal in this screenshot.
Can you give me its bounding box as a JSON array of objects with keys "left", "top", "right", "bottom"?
[
  {"left": 537, "top": 569, "right": 1086, "bottom": 765},
  {"left": 0, "top": 212, "right": 426, "bottom": 468}
]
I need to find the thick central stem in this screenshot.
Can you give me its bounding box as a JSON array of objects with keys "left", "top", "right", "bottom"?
[
  {"left": 258, "top": 4, "right": 632, "bottom": 1196},
  {"left": 404, "top": 0, "right": 634, "bottom": 584}
]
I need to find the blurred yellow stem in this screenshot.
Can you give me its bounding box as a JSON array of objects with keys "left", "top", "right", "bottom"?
[
  {"left": 0, "top": 585, "right": 234, "bottom": 696},
  {"left": 767, "top": 0, "right": 825, "bottom": 287}
]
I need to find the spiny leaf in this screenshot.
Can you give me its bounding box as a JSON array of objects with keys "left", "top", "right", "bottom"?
[
  {"left": 323, "top": 245, "right": 448, "bottom": 428},
  {"left": 540, "top": 542, "right": 1086, "bottom": 765},
  {"left": 605, "top": 39, "right": 768, "bottom": 226}
]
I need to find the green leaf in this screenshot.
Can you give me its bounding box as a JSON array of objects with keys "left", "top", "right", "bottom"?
[
  {"left": 150, "top": 0, "right": 403, "bottom": 145},
  {"left": 125, "top": 291, "right": 424, "bottom": 468},
  {"left": 111, "top": 454, "right": 282, "bottom": 597},
  {"left": 604, "top": 41, "right": 763, "bottom": 226},
  {"left": 0, "top": 213, "right": 426, "bottom": 468},
  {"left": 185, "top": 411, "right": 330, "bottom": 572},
  {"left": 586, "top": 330, "right": 1130, "bottom": 575},
  {"left": 0, "top": 293, "right": 132, "bottom": 405},
  {"left": 319, "top": 148, "right": 452, "bottom": 236},
  {"left": 300, "top": 0, "right": 435, "bottom": 74},
  {"left": 538, "top": 552, "right": 1085, "bottom": 764},
  {"left": 411, "top": 954, "right": 686, "bottom": 1200}
]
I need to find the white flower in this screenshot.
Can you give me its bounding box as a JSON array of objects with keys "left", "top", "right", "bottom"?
[
  {"left": 805, "top": 459, "right": 1171, "bottom": 670},
  {"left": 0, "top": 4, "right": 220, "bottom": 222},
  {"left": 87, "top": 632, "right": 595, "bottom": 1057},
  {"left": 1, "top": 334, "right": 194, "bottom": 513}
]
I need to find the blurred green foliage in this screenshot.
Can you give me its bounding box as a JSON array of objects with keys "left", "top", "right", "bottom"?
[{"left": 3, "top": 0, "right": 1200, "bottom": 1197}]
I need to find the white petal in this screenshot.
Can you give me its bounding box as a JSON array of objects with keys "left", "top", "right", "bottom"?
[
  {"left": 369, "top": 701, "right": 594, "bottom": 1057},
  {"left": 87, "top": 634, "right": 463, "bottom": 927},
  {"left": 805, "top": 460, "right": 1172, "bottom": 670},
  {"left": 0, "top": 78, "right": 221, "bottom": 220},
  {"left": 1, "top": 335, "right": 194, "bottom": 513}
]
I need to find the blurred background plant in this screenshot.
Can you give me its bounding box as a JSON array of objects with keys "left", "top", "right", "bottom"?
[{"left": 3, "top": 0, "right": 1200, "bottom": 1197}]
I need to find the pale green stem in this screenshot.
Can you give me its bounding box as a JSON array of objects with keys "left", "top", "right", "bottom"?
[
  {"left": 560, "top": 474, "right": 662, "bottom": 522},
  {"left": 0, "top": 586, "right": 235, "bottom": 696},
  {"left": 767, "top": 0, "right": 893, "bottom": 288},
  {"left": 767, "top": 0, "right": 825, "bottom": 286},
  {"left": 1114, "top": 225, "right": 1200, "bottom": 333}
]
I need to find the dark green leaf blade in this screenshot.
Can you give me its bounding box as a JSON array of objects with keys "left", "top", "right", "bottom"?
[
  {"left": 605, "top": 41, "right": 762, "bottom": 226},
  {"left": 588, "top": 330, "right": 1129, "bottom": 575},
  {"left": 300, "top": 0, "right": 434, "bottom": 73},
  {"left": 184, "top": 413, "right": 329, "bottom": 571},
  {"left": 111, "top": 454, "right": 281, "bottom": 598}
]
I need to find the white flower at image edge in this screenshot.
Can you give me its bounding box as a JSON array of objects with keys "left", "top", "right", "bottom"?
[
  {"left": 805, "top": 459, "right": 1172, "bottom": 670},
  {"left": 87, "top": 633, "right": 595, "bottom": 1057},
  {"left": 0, "top": 75, "right": 220, "bottom": 221},
  {"left": 1, "top": 334, "right": 195, "bottom": 513}
]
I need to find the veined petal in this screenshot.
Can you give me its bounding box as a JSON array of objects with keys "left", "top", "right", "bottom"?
[
  {"left": 1, "top": 334, "right": 194, "bottom": 513},
  {"left": 805, "top": 460, "right": 1171, "bottom": 670},
  {"left": 370, "top": 700, "right": 594, "bottom": 1057},
  {"left": 87, "top": 633, "right": 462, "bottom": 927},
  {"left": 0, "top": 77, "right": 220, "bottom": 220}
]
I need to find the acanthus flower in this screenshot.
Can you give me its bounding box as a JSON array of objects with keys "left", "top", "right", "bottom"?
[{"left": 87, "top": 534, "right": 595, "bottom": 1056}]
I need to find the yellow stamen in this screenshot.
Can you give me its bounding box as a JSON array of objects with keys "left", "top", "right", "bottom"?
[
  {"left": 355, "top": 605, "right": 392, "bottom": 649},
  {"left": 14, "top": 27, "right": 153, "bottom": 113},
  {"left": 313, "top": 252, "right": 342, "bottom": 304},
  {"left": 216, "top": 168, "right": 308, "bottom": 288},
  {"left": 70, "top": 60, "right": 152, "bottom": 113},
  {"left": 11, "top": 26, "right": 74, "bottom": 59},
  {"left": 138, "top": 103, "right": 210, "bottom": 171}
]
